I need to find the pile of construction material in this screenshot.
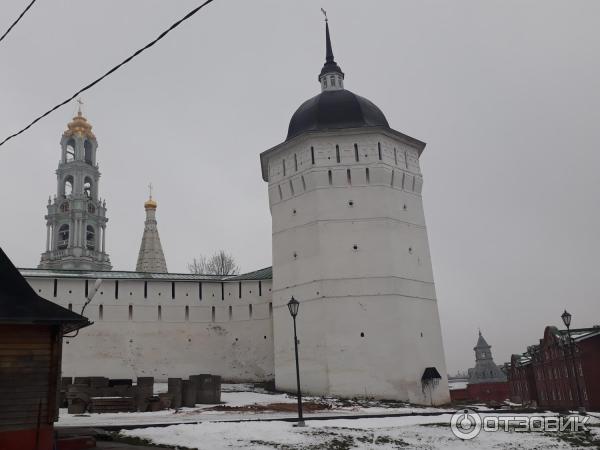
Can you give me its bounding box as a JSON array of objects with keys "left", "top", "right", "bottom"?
[{"left": 61, "top": 374, "right": 221, "bottom": 414}]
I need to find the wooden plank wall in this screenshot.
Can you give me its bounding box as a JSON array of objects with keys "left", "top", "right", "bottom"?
[{"left": 0, "top": 324, "right": 59, "bottom": 431}]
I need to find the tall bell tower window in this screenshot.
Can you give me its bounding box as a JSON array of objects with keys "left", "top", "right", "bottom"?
[
  {"left": 86, "top": 225, "right": 95, "bottom": 250},
  {"left": 57, "top": 224, "right": 69, "bottom": 249},
  {"left": 84, "top": 140, "right": 93, "bottom": 164},
  {"left": 66, "top": 139, "right": 76, "bottom": 162},
  {"left": 63, "top": 176, "right": 74, "bottom": 197},
  {"left": 84, "top": 178, "right": 93, "bottom": 198}
]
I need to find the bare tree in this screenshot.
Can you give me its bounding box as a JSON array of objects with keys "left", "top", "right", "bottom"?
[{"left": 188, "top": 250, "right": 240, "bottom": 275}]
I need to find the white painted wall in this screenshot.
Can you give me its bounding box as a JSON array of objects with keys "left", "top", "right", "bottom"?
[
  {"left": 25, "top": 276, "right": 274, "bottom": 381},
  {"left": 263, "top": 129, "right": 450, "bottom": 404}
]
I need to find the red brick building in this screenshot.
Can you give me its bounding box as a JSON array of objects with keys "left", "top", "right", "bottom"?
[
  {"left": 507, "top": 353, "right": 538, "bottom": 405},
  {"left": 508, "top": 325, "right": 600, "bottom": 410}
]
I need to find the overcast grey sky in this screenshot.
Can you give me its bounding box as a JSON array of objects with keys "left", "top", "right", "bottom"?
[{"left": 1, "top": 0, "right": 599, "bottom": 373}]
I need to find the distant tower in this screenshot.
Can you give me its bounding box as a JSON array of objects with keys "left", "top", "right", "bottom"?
[
  {"left": 468, "top": 331, "right": 507, "bottom": 384},
  {"left": 136, "top": 187, "right": 168, "bottom": 273},
  {"left": 39, "top": 103, "right": 111, "bottom": 270},
  {"left": 260, "top": 19, "right": 449, "bottom": 404}
]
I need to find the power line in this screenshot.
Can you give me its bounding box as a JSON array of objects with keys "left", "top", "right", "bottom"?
[
  {"left": 0, "top": 0, "right": 216, "bottom": 148},
  {"left": 0, "top": 0, "right": 38, "bottom": 45}
]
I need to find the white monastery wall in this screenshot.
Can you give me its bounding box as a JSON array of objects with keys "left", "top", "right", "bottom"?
[{"left": 25, "top": 276, "right": 274, "bottom": 381}]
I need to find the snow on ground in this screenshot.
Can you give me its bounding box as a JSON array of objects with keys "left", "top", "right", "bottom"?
[
  {"left": 58, "top": 384, "right": 452, "bottom": 427},
  {"left": 121, "top": 414, "right": 597, "bottom": 449}
]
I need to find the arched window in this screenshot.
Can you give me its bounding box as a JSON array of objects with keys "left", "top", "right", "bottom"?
[
  {"left": 66, "top": 139, "right": 76, "bottom": 162},
  {"left": 87, "top": 203, "right": 96, "bottom": 214},
  {"left": 84, "top": 140, "right": 93, "bottom": 164},
  {"left": 83, "top": 177, "right": 93, "bottom": 198},
  {"left": 64, "top": 175, "right": 74, "bottom": 197},
  {"left": 58, "top": 224, "right": 69, "bottom": 249},
  {"left": 60, "top": 202, "right": 69, "bottom": 212},
  {"left": 86, "top": 225, "right": 95, "bottom": 250}
]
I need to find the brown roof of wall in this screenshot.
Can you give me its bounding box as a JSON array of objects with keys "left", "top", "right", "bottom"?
[{"left": 0, "top": 247, "right": 90, "bottom": 333}]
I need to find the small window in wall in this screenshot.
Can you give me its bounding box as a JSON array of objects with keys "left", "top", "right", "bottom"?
[
  {"left": 336, "top": 145, "right": 340, "bottom": 163},
  {"left": 198, "top": 282, "right": 203, "bottom": 301},
  {"left": 221, "top": 282, "right": 225, "bottom": 301},
  {"left": 347, "top": 169, "right": 352, "bottom": 185},
  {"left": 269, "top": 302, "right": 273, "bottom": 318},
  {"left": 53, "top": 279, "right": 58, "bottom": 297},
  {"left": 158, "top": 305, "right": 162, "bottom": 321},
  {"left": 289, "top": 179, "right": 295, "bottom": 196},
  {"left": 114, "top": 280, "right": 119, "bottom": 299},
  {"left": 68, "top": 303, "right": 73, "bottom": 311},
  {"left": 323, "top": 78, "right": 328, "bottom": 88},
  {"left": 354, "top": 144, "right": 359, "bottom": 162},
  {"left": 391, "top": 170, "right": 395, "bottom": 187},
  {"left": 249, "top": 304, "right": 253, "bottom": 318},
  {"left": 330, "top": 76, "right": 336, "bottom": 86},
  {"left": 301, "top": 175, "right": 306, "bottom": 191},
  {"left": 311, "top": 146, "right": 315, "bottom": 164},
  {"left": 258, "top": 281, "right": 262, "bottom": 297},
  {"left": 228, "top": 305, "right": 233, "bottom": 321},
  {"left": 171, "top": 282, "right": 175, "bottom": 300},
  {"left": 404, "top": 150, "right": 409, "bottom": 169},
  {"left": 378, "top": 142, "right": 382, "bottom": 160},
  {"left": 366, "top": 168, "right": 370, "bottom": 184},
  {"left": 129, "top": 305, "right": 133, "bottom": 320},
  {"left": 211, "top": 306, "right": 216, "bottom": 322},
  {"left": 278, "top": 185, "right": 283, "bottom": 201},
  {"left": 294, "top": 153, "right": 298, "bottom": 171},
  {"left": 144, "top": 281, "right": 148, "bottom": 299},
  {"left": 185, "top": 305, "right": 189, "bottom": 321},
  {"left": 282, "top": 159, "right": 286, "bottom": 176},
  {"left": 394, "top": 148, "right": 398, "bottom": 165},
  {"left": 328, "top": 170, "right": 333, "bottom": 186},
  {"left": 85, "top": 280, "right": 89, "bottom": 298},
  {"left": 239, "top": 282, "right": 242, "bottom": 299},
  {"left": 99, "top": 304, "right": 103, "bottom": 320}
]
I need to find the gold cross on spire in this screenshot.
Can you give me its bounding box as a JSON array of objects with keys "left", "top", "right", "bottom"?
[
  {"left": 148, "top": 182, "right": 153, "bottom": 199},
  {"left": 77, "top": 98, "right": 84, "bottom": 116}
]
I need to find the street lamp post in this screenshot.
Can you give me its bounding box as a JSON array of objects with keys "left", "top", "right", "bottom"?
[
  {"left": 561, "top": 310, "right": 585, "bottom": 414},
  {"left": 287, "top": 296, "right": 305, "bottom": 427}
]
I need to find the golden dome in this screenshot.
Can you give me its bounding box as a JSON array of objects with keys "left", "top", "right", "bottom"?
[
  {"left": 63, "top": 110, "right": 96, "bottom": 140},
  {"left": 144, "top": 197, "right": 157, "bottom": 209}
]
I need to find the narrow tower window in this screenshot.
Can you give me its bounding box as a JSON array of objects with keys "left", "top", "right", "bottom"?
[
  {"left": 198, "top": 282, "right": 202, "bottom": 301},
  {"left": 269, "top": 302, "right": 273, "bottom": 318},
  {"left": 53, "top": 279, "right": 58, "bottom": 297},
  {"left": 354, "top": 144, "right": 359, "bottom": 162},
  {"left": 366, "top": 167, "right": 370, "bottom": 184},
  {"left": 394, "top": 148, "right": 398, "bottom": 165},
  {"left": 239, "top": 282, "right": 242, "bottom": 299},
  {"left": 84, "top": 140, "right": 93, "bottom": 164},
  {"left": 128, "top": 305, "right": 133, "bottom": 320},
  {"left": 278, "top": 185, "right": 283, "bottom": 201},
  {"left": 57, "top": 224, "right": 69, "bottom": 249},
  {"left": 114, "top": 280, "right": 119, "bottom": 299},
  {"left": 99, "top": 304, "right": 103, "bottom": 320},
  {"left": 249, "top": 304, "right": 253, "bottom": 319},
  {"left": 211, "top": 306, "right": 216, "bottom": 322},
  {"left": 66, "top": 139, "right": 76, "bottom": 162},
  {"left": 378, "top": 142, "right": 382, "bottom": 160},
  {"left": 328, "top": 170, "right": 333, "bottom": 186},
  {"left": 311, "top": 146, "right": 315, "bottom": 165},
  {"left": 158, "top": 305, "right": 162, "bottom": 321},
  {"left": 83, "top": 178, "right": 93, "bottom": 199},
  {"left": 301, "top": 175, "right": 306, "bottom": 191},
  {"left": 144, "top": 281, "right": 148, "bottom": 299},
  {"left": 258, "top": 281, "right": 262, "bottom": 297},
  {"left": 404, "top": 150, "right": 409, "bottom": 169},
  {"left": 294, "top": 153, "right": 298, "bottom": 171},
  {"left": 282, "top": 159, "right": 286, "bottom": 176},
  {"left": 86, "top": 225, "right": 95, "bottom": 250},
  {"left": 185, "top": 305, "right": 189, "bottom": 321},
  {"left": 85, "top": 280, "right": 89, "bottom": 298},
  {"left": 171, "top": 282, "right": 175, "bottom": 300},
  {"left": 289, "top": 179, "right": 295, "bottom": 196},
  {"left": 228, "top": 305, "right": 233, "bottom": 321},
  {"left": 347, "top": 169, "right": 352, "bottom": 185},
  {"left": 336, "top": 145, "right": 340, "bottom": 163},
  {"left": 63, "top": 176, "right": 74, "bottom": 197},
  {"left": 391, "top": 170, "right": 395, "bottom": 187}
]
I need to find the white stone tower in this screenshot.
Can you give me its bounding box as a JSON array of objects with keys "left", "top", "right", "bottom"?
[
  {"left": 136, "top": 190, "right": 168, "bottom": 273},
  {"left": 39, "top": 104, "right": 111, "bottom": 270},
  {"left": 260, "top": 19, "right": 450, "bottom": 404},
  {"left": 468, "top": 331, "right": 507, "bottom": 384}
]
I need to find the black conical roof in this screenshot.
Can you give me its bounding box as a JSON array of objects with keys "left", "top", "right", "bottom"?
[{"left": 0, "top": 247, "right": 90, "bottom": 333}]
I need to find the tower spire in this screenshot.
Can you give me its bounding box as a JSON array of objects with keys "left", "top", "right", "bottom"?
[
  {"left": 137, "top": 187, "right": 167, "bottom": 273},
  {"left": 318, "top": 12, "right": 344, "bottom": 90}
]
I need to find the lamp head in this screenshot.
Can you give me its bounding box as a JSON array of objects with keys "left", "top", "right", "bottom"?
[
  {"left": 561, "top": 309, "right": 572, "bottom": 328},
  {"left": 287, "top": 296, "right": 299, "bottom": 318}
]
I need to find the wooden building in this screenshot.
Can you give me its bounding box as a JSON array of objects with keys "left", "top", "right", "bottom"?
[{"left": 0, "top": 248, "right": 89, "bottom": 450}]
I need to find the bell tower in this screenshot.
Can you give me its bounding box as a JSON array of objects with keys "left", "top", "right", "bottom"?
[{"left": 39, "top": 102, "right": 111, "bottom": 270}]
